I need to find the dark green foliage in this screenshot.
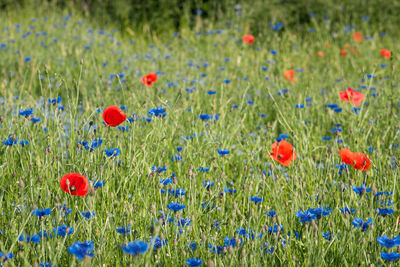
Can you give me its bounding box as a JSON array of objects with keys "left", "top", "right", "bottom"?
[{"left": 1, "top": 0, "right": 400, "bottom": 35}]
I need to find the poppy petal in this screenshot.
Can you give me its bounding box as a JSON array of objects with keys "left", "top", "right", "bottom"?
[
  {"left": 102, "top": 105, "right": 127, "bottom": 127},
  {"left": 60, "top": 173, "right": 89, "bottom": 196}
]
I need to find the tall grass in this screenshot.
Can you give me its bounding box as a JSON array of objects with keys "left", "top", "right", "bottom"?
[{"left": 0, "top": 2, "right": 399, "bottom": 266}]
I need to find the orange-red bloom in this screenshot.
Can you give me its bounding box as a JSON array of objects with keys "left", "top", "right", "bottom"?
[
  {"left": 317, "top": 51, "right": 325, "bottom": 57},
  {"left": 339, "top": 88, "right": 365, "bottom": 106},
  {"left": 353, "top": 32, "right": 363, "bottom": 43},
  {"left": 243, "top": 34, "right": 255, "bottom": 44},
  {"left": 269, "top": 140, "right": 297, "bottom": 167},
  {"left": 60, "top": 173, "right": 89, "bottom": 196},
  {"left": 380, "top": 49, "right": 391, "bottom": 59},
  {"left": 339, "top": 148, "right": 371, "bottom": 171},
  {"left": 340, "top": 49, "right": 347, "bottom": 57},
  {"left": 284, "top": 69, "right": 296, "bottom": 83},
  {"left": 102, "top": 105, "right": 127, "bottom": 127},
  {"left": 142, "top": 72, "right": 157, "bottom": 87}
]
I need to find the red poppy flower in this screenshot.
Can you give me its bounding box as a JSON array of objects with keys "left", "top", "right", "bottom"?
[
  {"left": 243, "top": 34, "right": 255, "bottom": 44},
  {"left": 102, "top": 105, "right": 127, "bottom": 127},
  {"left": 339, "top": 88, "right": 365, "bottom": 106},
  {"left": 317, "top": 51, "right": 325, "bottom": 57},
  {"left": 340, "top": 49, "right": 347, "bottom": 57},
  {"left": 60, "top": 173, "right": 89, "bottom": 196},
  {"left": 380, "top": 49, "right": 391, "bottom": 59},
  {"left": 269, "top": 140, "right": 297, "bottom": 167},
  {"left": 283, "top": 69, "right": 296, "bottom": 83},
  {"left": 339, "top": 148, "right": 371, "bottom": 171},
  {"left": 141, "top": 72, "right": 157, "bottom": 87},
  {"left": 353, "top": 32, "right": 363, "bottom": 43}
]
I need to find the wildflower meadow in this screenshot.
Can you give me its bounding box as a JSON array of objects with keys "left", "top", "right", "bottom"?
[{"left": 0, "top": 0, "right": 399, "bottom": 266}]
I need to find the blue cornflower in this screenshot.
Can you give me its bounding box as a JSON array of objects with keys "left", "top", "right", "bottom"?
[
  {"left": 323, "top": 232, "right": 332, "bottom": 241},
  {"left": 3, "top": 137, "right": 18, "bottom": 146},
  {"left": 236, "top": 228, "right": 247, "bottom": 236},
  {"left": 81, "top": 211, "right": 95, "bottom": 219},
  {"left": 0, "top": 252, "right": 13, "bottom": 260},
  {"left": 377, "top": 235, "right": 400, "bottom": 248},
  {"left": 148, "top": 107, "right": 166, "bottom": 117},
  {"left": 199, "top": 114, "right": 211, "bottom": 121},
  {"left": 38, "top": 230, "right": 53, "bottom": 239},
  {"left": 352, "top": 218, "right": 372, "bottom": 231},
  {"left": 117, "top": 126, "right": 128, "bottom": 132},
  {"left": 116, "top": 225, "right": 132, "bottom": 235},
  {"left": 268, "top": 224, "right": 283, "bottom": 234},
  {"left": 48, "top": 96, "right": 62, "bottom": 105},
  {"left": 202, "top": 180, "right": 214, "bottom": 189},
  {"left": 278, "top": 134, "right": 289, "bottom": 140},
  {"left": 209, "top": 244, "right": 224, "bottom": 254},
  {"left": 58, "top": 205, "right": 72, "bottom": 215},
  {"left": 262, "top": 243, "right": 274, "bottom": 254},
  {"left": 19, "top": 108, "right": 33, "bottom": 117},
  {"left": 55, "top": 225, "right": 73, "bottom": 237},
  {"left": 121, "top": 241, "right": 148, "bottom": 255},
  {"left": 266, "top": 210, "right": 276, "bottom": 217},
  {"left": 186, "top": 258, "right": 202, "bottom": 266},
  {"left": 339, "top": 207, "right": 356, "bottom": 214},
  {"left": 224, "top": 237, "right": 237, "bottom": 247},
  {"left": 207, "top": 90, "right": 216, "bottom": 95},
  {"left": 150, "top": 236, "right": 167, "bottom": 249},
  {"left": 26, "top": 234, "right": 41, "bottom": 243},
  {"left": 309, "top": 207, "right": 331, "bottom": 218},
  {"left": 153, "top": 166, "right": 167, "bottom": 172},
  {"left": 381, "top": 251, "right": 400, "bottom": 261},
  {"left": 91, "top": 179, "right": 105, "bottom": 188},
  {"left": 104, "top": 148, "right": 120, "bottom": 157},
  {"left": 160, "top": 178, "right": 173, "bottom": 185},
  {"left": 19, "top": 140, "right": 29, "bottom": 147},
  {"left": 296, "top": 210, "right": 317, "bottom": 223},
  {"left": 326, "top": 103, "right": 338, "bottom": 109},
  {"left": 377, "top": 208, "right": 394, "bottom": 216},
  {"left": 32, "top": 208, "right": 52, "bottom": 218},
  {"left": 224, "top": 187, "right": 237, "bottom": 194},
  {"left": 167, "top": 202, "right": 186, "bottom": 212},
  {"left": 31, "top": 117, "right": 41, "bottom": 123},
  {"left": 352, "top": 185, "right": 371, "bottom": 195},
  {"left": 217, "top": 149, "right": 230, "bottom": 156},
  {"left": 68, "top": 241, "right": 94, "bottom": 260},
  {"left": 250, "top": 196, "right": 264, "bottom": 204},
  {"left": 177, "top": 218, "right": 191, "bottom": 227},
  {"left": 40, "top": 262, "right": 53, "bottom": 267},
  {"left": 171, "top": 154, "right": 182, "bottom": 162},
  {"left": 177, "top": 147, "right": 183, "bottom": 152},
  {"left": 168, "top": 188, "right": 186, "bottom": 197},
  {"left": 187, "top": 241, "right": 197, "bottom": 250},
  {"left": 198, "top": 167, "right": 210, "bottom": 172},
  {"left": 375, "top": 191, "right": 393, "bottom": 197}
]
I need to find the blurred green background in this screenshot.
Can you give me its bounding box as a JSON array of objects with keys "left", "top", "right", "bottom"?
[{"left": 1, "top": 0, "right": 400, "bottom": 36}]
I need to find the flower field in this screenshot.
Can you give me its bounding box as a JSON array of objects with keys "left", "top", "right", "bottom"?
[{"left": 0, "top": 4, "right": 399, "bottom": 266}]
